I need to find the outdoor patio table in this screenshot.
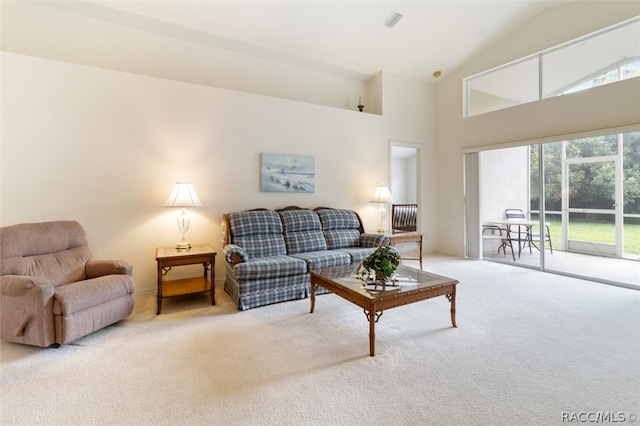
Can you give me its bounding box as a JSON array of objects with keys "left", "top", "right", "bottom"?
[{"left": 491, "top": 219, "right": 550, "bottom": 258}]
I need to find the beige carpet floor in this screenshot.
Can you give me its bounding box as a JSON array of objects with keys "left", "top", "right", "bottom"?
[{"left": 1, "top": 256, "right": 639, "bottom": 425}]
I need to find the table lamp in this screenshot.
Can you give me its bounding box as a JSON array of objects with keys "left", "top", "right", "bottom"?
[
  {"left": 164, "top": 183, "right": 203, "bottom": 249},
  {"left": 370, "top": 183, "right": 394, "bottom": 234}
]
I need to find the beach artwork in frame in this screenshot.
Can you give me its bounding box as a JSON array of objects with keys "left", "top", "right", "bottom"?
[{"left": 261, "top": 153, "right": 315, "bottom": 193}]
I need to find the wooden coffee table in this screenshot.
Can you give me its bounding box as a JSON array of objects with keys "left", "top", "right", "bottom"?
[{"left": 310, "top": 264, "right": 458, "bottom": 356}]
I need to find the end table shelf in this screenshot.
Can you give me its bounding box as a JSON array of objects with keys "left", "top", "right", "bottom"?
[
  {"left": 162, "top": 277, "right": 210, "bottom": 297},
  {"left": 155, "top": 243, "right": 217, "bottom": 314}
]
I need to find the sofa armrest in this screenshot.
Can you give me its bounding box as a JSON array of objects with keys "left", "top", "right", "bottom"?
[
  {"left": 359, "top": 233, "right": 388, "bottom": 248},
  {"left": 86, "top": 259, "right": 133, "bottom": 278},
  {"left": 223, "top": 244, "right": 249, "bottom": 265}
]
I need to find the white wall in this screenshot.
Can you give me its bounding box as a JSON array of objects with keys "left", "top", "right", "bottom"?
[
  {"left": 435, "top": 1, "right": 640, "bottom": 256},
  {"left": 1, "top": 1, "right": 372, "bottom": 112},
  {"left": 479, "top": 147, "right": 530, "bottom": 224},
  {"left": 383, "top": 76, "right": 437, "bottom": 246},
  {"left": 1, "top": 52, "right": 436, "bottom": 294},
  {"left": 391, "top": 155, "right": 417, "bottom": 204}
]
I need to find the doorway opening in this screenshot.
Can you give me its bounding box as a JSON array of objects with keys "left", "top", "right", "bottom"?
[
  {"left": 390, "top": 141, "right": 422, "bottom": 265},
  {"left": 390, "top": 142, "right": 420, "bottom": 208}
]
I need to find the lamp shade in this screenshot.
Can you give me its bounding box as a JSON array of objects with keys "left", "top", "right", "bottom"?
[
  {"left": 163, "top": 183, "right": 203, "bottom": 207},
  {"left": 370, "top": 185, "right": 394, "bottom": 204}
]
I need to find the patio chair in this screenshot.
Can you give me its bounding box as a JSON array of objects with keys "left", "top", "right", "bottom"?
[
  {"left": 482, "top": 225, "right": 515, "bottom": 261},
  {"left": 530, "top": 223, "right": 553, "bottom": 254}
]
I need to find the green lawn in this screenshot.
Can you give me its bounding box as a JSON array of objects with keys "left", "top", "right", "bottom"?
[{"left": 541, "top": 218, "right": 640, "bottom": 255}]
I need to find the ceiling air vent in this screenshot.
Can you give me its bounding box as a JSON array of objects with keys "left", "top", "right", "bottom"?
[{"left": 383, "top": 11, "right": 403, "bottom": 28}]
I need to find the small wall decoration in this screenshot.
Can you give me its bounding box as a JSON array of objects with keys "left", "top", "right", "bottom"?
[{"left": 261, "top": 153, "right": 315, "bottom": 193}]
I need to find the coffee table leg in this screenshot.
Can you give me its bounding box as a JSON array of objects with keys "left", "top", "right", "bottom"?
[
  {"left": 310, "top": 281, "right": 316, "bottom": 313},
  {"left": 368, "top": 310, "right": 375, "bottom": 357},
  {"left": 448, "top": 286, "right": 457, "bottom": 328}
]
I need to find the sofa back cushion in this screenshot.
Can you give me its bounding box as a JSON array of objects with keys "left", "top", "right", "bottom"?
[
  {"left": 227, "top": 210, "right": 287, "bottom": 258},
  {"left": 278, "top": 209, "right": 327, "bottom": 254},
  {"left": 316, "top": 209, "right": 362, "bottom": 249},
  {"left": 0, "top": 221, "right": 91, "bottom": 286}
]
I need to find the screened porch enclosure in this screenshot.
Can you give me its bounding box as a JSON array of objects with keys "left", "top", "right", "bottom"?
[{"left": 477, "top": 130, "right": 639, "bottom": 288}]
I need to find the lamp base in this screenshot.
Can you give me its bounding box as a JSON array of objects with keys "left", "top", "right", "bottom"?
[{"left": 175, "top": 241, "right": 191, "bottom": 250}]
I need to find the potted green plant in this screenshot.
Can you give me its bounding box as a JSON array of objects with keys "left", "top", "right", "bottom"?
[{"left": 357, "top": 245, "right": 401, "bottom": 284}]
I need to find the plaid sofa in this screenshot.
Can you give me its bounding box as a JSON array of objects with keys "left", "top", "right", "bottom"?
[{"left": 223, "top": 207, "right": 386, "bottom": 310}]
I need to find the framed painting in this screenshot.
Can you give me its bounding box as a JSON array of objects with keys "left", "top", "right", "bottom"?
[{"left": 261, "top": 153, "right": 315, "bottom": 193}]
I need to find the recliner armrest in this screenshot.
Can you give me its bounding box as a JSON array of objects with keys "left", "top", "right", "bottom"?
[
  {"left": 85, "top": 259, "right": 133, "bottom": 278},
  {"left": 0, "top": 275, "right": 52, "bottom": 297},
  {"left": 1, "top": 275, "right": 57, "bottom": 346}
]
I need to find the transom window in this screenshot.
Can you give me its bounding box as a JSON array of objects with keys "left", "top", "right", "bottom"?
[{"left": 464, "top": 16, "right": 640, "bottom": 117}]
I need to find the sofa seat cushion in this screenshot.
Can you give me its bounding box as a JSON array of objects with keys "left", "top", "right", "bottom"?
[
  {"left": 53, "top": 275, "right": 134, "bottom": 316},
  {"left": 291, "top": 250, "right": 351, "bottom": 271},
  {"left": 336, "top": 247, "right": 378, "bottom": 265},
  {"left": 233, "top": 255, "right": 307, "bottom": 281}
]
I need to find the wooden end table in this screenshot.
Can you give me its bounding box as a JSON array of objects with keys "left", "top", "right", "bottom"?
[
  {"left": 388, "top": 233, "right": 423, "bottom": 269},
  {"left": 155, "top": 243, "right": 216, "bottom": 314}
]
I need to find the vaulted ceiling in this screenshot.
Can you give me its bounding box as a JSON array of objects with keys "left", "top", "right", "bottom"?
[{"left": 1, "top": 0, "right": 579, "bottom": 84}]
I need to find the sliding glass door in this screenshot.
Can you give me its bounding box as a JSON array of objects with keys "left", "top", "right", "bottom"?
[
  {"left": 474, "top": 129, "right": 639, "bottom": 288},
  {"left": 566, "top": 157, "right": 619, "bottom": 257}
]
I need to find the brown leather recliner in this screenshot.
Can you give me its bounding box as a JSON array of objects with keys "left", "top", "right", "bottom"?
[{"left": 0, "top": 221, "right": 134, "bottom": 347}]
